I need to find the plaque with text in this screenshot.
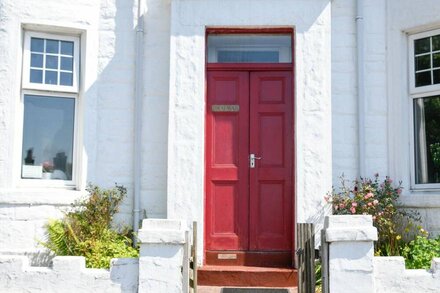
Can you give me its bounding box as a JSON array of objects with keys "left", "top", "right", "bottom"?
[{"left": 211, "top": 105, "right": 239, "bottom": 112}]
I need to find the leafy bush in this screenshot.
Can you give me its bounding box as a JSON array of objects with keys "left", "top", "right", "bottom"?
[
  {"left": 326, "top": 174, "right": 424, "bottom": 256},
  {"left": 402, "top": 236, "right": 440, "bottom": 269},
  {"left": 42, "top": 184, "right": 139, "bottom": 269}
]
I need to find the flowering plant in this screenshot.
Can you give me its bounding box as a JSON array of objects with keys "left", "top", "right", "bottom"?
[{"left": 326, "top": 174, "right": 425, "bottom": 256}]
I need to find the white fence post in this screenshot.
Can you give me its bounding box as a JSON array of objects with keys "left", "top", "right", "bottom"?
[
  {"left": 137, "top": 219, "right": 188, "bottom": 293},
  {"left": 325, "top": 215, "right": 378, "bottom": 293}
]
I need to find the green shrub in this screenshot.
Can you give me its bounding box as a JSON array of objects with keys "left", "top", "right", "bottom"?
[
  {"left": 327, "top": 174, "right": 424, "bottom": 256},
  {"left": 41, "top": 184, "right": 139, "bottom": 269},
  {"left": 402, "top": 236, "right": 440, "bottom": 269}
]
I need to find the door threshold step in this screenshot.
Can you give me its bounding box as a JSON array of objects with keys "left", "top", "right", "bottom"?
[
  {"left": 198, "top": 286, "right": 298, "bottom": 293},
  {"left": 198, "top": 265, "right": 298, "bottom": 287}
]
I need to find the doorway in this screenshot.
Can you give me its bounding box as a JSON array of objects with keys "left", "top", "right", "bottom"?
[{"left": 205, "top": 29, "right": 295, "bottom": 267}]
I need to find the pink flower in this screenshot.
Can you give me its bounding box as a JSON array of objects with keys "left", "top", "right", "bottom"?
[
  {"left": 372, "top": 216, "right": 376, "bottom": 220},
  {"left": 397, "top": 189, "right": 402, "bottom": 195},
  {"left": 339, "top": 203, "right": 345, "bottom": 209},
  {"left": 350, "top": 207, "right": 356, "bottom": 214},
  {"left": 373, "top": 200, "right": 379, "bottom": 205},
  {"left": 352, "top": 202, "right": 358, "bottom": 207},
  {"left": 367, "top": 192, "right": 374, "bottom": 198},
  {"left": 367, "top": 202, "right": 373, "bottom": 207}
]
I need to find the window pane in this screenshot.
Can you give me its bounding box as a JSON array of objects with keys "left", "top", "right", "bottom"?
[
  {"left": 31, "top": 38, "right": 44, "bottom": 53},
  {"left": 61, "top": 41, "right": 74, "bottom": 56},
  {"left": 46, "top": 55, "right": 58, "bottom": 69},
  {"left": 46, "top": 40, "right": 59, "bottom": 54},
  {"left": 415, "top": 37, "right": 430, "bottom": 55},
  {"left": 434, "top": 70, "right": 440, "bottom": 84},
  {"left": 60, "top": 57, "right": 73, "bottom": 71},
  {"left": 60, "top": 72, "right": 73, "bottom": 86},
  {"left": 30, "top": 69, "right": 43, "bottom": 83},
  {"left": 433, "top": 53, "right": 440, "bottom": 68},
  {"left": 415, "top": 55, "right": 431, "bottom": 71},
  {"left": 207, "top": 34, "right": 292, "bottom": 63},
  {"left": 416, "top": 71, "right": 432, "bottom": 87},
  {"left": 22, "top": 95, "right": 75, "bottom": 181},
  {"left": 45, "top": 70, "right": 58, "bottom": 84},
  {"left": 217, "top": 51, "right": 279, "bottom": 63},
  {"left": 27, "top": 36, "right": 77, "bottom": 88},
  {"left": 414, "top": 96, "right": 440, "bottom": 184},
  {"left": 433, "top": 35, "right": 440, "bottom": 51},
  {"left": 31, "top": 53, "right": 43, "bottom": 68}
]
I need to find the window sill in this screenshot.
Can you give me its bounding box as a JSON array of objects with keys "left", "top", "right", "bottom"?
[
  {"left": 398, "top": 192, "right": 440, "bottom": 208},
  {"left": 0, "top": 188, "right": 86, "bottom": 205}
]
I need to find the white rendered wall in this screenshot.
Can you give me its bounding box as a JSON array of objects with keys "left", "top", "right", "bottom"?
[
  {"left": 331, "top": 0, "right": 358, "bottom": 182},
  {"left": 167, "top": 0, "right": 332, "bottom": 262},
  {"left": 331, "top": 0, "right": 388, "bottom": 182}
]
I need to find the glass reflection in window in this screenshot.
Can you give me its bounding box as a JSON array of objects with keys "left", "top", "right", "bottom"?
[
  {"left": 414, "top": 96, "right": 440, "bottom": 184},
  {"left": 21, "top": 95, "right": 75, "bottom": 180}
]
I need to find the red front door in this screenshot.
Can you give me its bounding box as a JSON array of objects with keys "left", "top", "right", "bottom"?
[{"left": 206, "top": 70, "right": 293, "bottom": 254}]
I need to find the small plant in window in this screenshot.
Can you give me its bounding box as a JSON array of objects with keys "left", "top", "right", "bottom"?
[
  {"left": 42, "top": 161, "right": 54, "bottom": 173},
  {"left": 326, "top": 174, "right": 425, "bottom": 256}
]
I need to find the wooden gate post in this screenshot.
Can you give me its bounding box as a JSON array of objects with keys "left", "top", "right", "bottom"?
[{"left": 297, "top": 223, "right": 315, "bottom": 293}]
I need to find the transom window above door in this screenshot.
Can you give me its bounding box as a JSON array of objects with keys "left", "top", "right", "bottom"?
[{"left": 207, "top": 34, "right": 292, "bottom": 63}]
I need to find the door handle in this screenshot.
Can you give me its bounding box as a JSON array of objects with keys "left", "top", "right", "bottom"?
[{"left": 249, "top": 154, "right": 262, "bottom": 168}]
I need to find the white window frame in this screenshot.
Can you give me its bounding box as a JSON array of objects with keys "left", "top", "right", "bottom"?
[
  {"left": 19, "top": 31, "right": 81, "bottom": 188},
  {"left": 409, "top": 28, "right": 440, "bottom": 190},
  {"left": 22, "top": 31, "right": 80, "bottom": 93}
]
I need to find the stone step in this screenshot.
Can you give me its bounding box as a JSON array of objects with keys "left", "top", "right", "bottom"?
[
  {"left": 198, "top": 286, "right": 298, "bottom": 293},
  {"left": 197, "top": 265, "right": 298, "bottom": 288}
]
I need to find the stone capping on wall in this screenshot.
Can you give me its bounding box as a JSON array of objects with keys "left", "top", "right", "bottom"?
[
  {"left": 137, "top": 218, "right": 187, "bottom": 244},
  {"left": 0, "top": 255, "right": 138, "bottom": 293},
  {"left": 325, "top": 215, "right": 378, "bottom": 242}
]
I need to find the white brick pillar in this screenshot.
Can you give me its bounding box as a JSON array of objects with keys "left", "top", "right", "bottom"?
[
  {"left": 325, "top": 215, "right": 378, "bottom": 293},
  {"left": 137, "top": 219, "right": 188, "bottom": 293}
]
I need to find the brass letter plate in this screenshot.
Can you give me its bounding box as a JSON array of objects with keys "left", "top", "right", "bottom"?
[
  {"left": 212, "top": 105, "right": 239, "bottom": 112},
  {"left": 218, "top": 253, "right": 237, "bottom": 260}
]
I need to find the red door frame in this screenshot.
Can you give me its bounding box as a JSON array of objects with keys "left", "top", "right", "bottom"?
[{"left": 204, "top": 27, "right": 296, "bottom": 266}]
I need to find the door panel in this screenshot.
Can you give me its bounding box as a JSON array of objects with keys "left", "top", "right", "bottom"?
[
  {"left": 206, "top": 71, "right": 250, "bottom": 250},
  {"left": 249, "top": 71, "right": 293, "bottom": 251}
]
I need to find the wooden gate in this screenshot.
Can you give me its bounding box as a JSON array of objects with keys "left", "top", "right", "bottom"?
[
  {"left": 189, "top": 221, "right": 198, "bottom": 293},
  {"left": 296, "top": 223, "right": 315, "bottom": 293}
]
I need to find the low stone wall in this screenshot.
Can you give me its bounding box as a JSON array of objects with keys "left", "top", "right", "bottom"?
[
  {"left": 325, "top": 215, "right": 440, "bottom": 293},
  {"left": 374, "top": 257, "right": 440, "bottom": 293},
  {"left": 0, "top": 219, "right": 190, "bottom": 293},
  {"left": 0, "top": 255, "right": 138, "bottom": 293}
]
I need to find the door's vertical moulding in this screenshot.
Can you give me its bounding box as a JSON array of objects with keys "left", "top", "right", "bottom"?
[
  {"left": 205, "top": 71, "right": 250, "bottom": 251},
  {"left": 249, "top": 71, "right": 294, "bottom": 251}
]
